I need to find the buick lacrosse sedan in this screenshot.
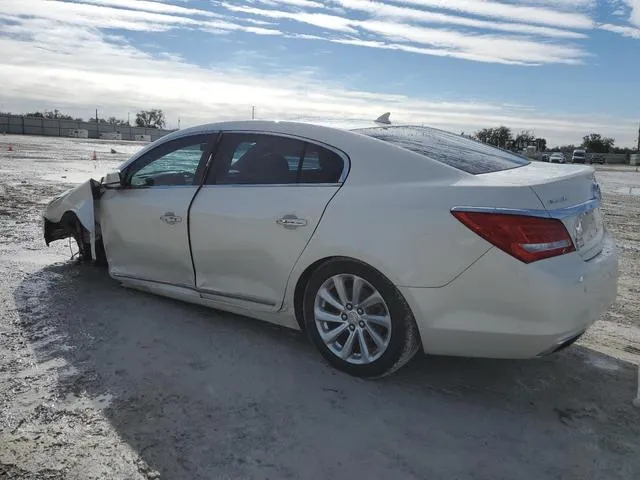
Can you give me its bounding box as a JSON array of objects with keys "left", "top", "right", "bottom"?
[{"left": 43, "top": 122, "right": 618, "bottom": 377}]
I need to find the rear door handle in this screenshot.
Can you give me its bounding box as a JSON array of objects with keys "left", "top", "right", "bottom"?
[
  {"left": 276, "top": 214, "right": 307, "bottom": 229},
  {"left": 160, "top": 212, "right": 182, "bottom": 225}
]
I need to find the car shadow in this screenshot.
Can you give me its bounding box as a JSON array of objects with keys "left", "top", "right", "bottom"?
[{"left": 12, "top": 262, "right": 640, "bottom": 480}]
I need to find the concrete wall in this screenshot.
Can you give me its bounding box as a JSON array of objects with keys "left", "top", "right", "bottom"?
[
  {"left": 599, "top": 153, "right": 629, "bottom": 165},
  {"left": 0, "top": 115, "right": 174, "bottom": 141}
]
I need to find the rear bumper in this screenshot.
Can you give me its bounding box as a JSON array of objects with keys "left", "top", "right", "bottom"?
[{"left": 401, "top": 233, "right": 618, "bottom": 359}]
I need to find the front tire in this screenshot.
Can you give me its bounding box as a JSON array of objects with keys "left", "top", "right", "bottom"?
[{"left": 303, "top": 259, "right": 420, "bottom": 378}]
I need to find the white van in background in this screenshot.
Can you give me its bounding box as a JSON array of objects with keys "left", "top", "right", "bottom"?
[{"left": 572, "top": 149, "right": 586, "bottom": 164}]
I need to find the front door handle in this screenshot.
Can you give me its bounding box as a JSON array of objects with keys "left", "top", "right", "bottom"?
[
  {"left": 160, "top": 212, "right": 182, "bottom": 225},
  {"left": 276, "top": 214, "right": 307, "bottom": 229}
]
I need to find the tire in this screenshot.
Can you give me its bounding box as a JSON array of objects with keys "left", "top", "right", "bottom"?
[{"left": 303, "top": 259, "right": 420, "bottom": 378}]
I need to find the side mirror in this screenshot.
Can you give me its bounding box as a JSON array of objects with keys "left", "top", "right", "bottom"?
[{"left": 102, "top": 171, "right": 122, "bottom": 189}]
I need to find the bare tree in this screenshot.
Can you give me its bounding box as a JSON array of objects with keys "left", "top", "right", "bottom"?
[{"left": 135, "top": 109, "right": 166, "bottom": 129}]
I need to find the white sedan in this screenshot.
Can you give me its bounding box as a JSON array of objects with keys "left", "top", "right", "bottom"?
[
  {"left": 43, "top": 122, "right": 618, "bottom": 377},
  {"left": 549, "top": 152, "right": 566, "bottom": 163}
]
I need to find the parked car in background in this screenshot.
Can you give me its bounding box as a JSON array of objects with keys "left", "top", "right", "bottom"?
[
  {"left": 591, "top": 154, "right": 605, "bottom": 164},
  {"left": 549, "top": 152, "right": 566, "bottom": 163},
  {"left": 42, "top": 122, "right": 618, "bottom": 377},
  {"left": 541, "top": 154, "right": 550, "bottom": 162},
  {"left": 572, "top": 149, "right": 586, "bottom": 164}
]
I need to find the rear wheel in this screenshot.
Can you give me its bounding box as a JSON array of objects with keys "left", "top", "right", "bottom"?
[{"left": 303, "top": 259, "right": 420, "bottom": 378}]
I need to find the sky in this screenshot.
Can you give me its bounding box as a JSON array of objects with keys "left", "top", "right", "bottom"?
[{"left": 0, "top": 0, "right": 639, "bottom": 147}]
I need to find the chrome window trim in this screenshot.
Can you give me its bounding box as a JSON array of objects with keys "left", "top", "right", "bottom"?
[
  {"left": 199, "top": 183, "right": 341, "bottom": 189},
  {"left": 113, "top": 274, "right": 276, "bottom": 307},
  {"left": 121, "top": 185, "right": 200, "bottom": 190},
  {"left": 215, "top": 129, "right": 351, "bottom": 184},
  {"left": 451, "top": 198, "right": 600, "bottom": 219}
]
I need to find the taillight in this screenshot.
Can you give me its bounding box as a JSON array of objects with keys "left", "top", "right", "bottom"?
[{"left": 452, "top": 211, "right": 575, "bottom": 263}]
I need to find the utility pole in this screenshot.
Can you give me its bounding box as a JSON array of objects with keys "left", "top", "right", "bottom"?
[
  {"left": 637, "top": 122, "right": 639, "bottom": 152},
  {"left": 96, "top": 108, "right": 99, "bottom": 137},
  {"left": 251, "top": 106, "right": 255, "bottom": 120}
]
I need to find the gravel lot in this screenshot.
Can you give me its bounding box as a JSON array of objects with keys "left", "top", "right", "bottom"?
[{"left": 1, "top": 134, "right": 639, "bottom": 480}]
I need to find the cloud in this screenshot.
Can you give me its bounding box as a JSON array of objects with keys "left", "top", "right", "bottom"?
[
  {"left": 220, "top": 4, "right": 357, "bottom": 32},
  {"left": 599, "top": 22, "right": 640, "bottom": 38},
  {"left": 326, "top": 0, "right": 587, "bottom": 39},
  {"left": 353, "top": 21, "right": 586, "bottom": 64},
  {"left": 221, "top": 3, "right": 588, "bottom": 64},
  {"left": 0, "top": 0, "right": 201, "bottom": 32},
  {"left": 623, "top": 0, "right": 640, "bottom": 26},
  {"left": 370, "top": 0, "right": 593, "bottom": 29},
  {"left": 0, "top": 11, "right": 636, "bottom": 146},
  {"left": 69, "top": 0, "right": 221, "bottom": 17},
  {"left": 257, "top": 0, "right": 328, "bottom": 8}
]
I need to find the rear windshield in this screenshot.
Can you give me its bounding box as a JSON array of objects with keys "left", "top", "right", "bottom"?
[{"left": 354, "top": 126, "right": 530, "bottom": 175}]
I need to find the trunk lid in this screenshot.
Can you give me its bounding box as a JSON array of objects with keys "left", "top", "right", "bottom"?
[{"left": 479, "top": 163, "right": 604, "bottom": 260}]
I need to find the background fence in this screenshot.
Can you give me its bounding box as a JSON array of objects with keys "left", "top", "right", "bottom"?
[{"left": 0, "top": 115, "right": 174, "bottom": 141}]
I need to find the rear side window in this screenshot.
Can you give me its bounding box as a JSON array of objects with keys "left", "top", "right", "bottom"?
[
  {"left": 208, "top": 133, "right": 344, "bottom": 185},
  {"left": 298, "top": 144, "right": 344, "bottom": 184},
  {"left": 355, "top": 126, "right": 529, "bottom": 174}
]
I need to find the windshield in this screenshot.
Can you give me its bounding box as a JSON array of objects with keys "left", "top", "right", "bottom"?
[{"left": 354, "top": 126, "right": 529, "bottom": 175}]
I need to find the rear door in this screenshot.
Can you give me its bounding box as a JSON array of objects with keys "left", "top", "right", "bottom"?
[
  {"left": 189, "top": 132, "right": 347, "bottom": 310},
  {"left": 100, "top": 134, "right": 216, "bottom": 287}
]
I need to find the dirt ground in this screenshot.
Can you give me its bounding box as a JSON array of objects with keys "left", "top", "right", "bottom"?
[{"left": 1, "top": 134, "right": 639, "bottom": 480}]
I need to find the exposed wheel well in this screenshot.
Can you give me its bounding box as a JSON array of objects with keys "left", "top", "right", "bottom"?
[
  {"left": 45, "top": 211, "right": 107, "bottom": 266},
  {"left": 294, "top": 257, "right": 340, "bottom": 331},
  {"left": 44, "top": 211, "right": 82, "bottom": 245}
]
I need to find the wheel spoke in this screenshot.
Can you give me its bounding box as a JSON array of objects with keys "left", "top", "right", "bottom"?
[
  {"left": 314, "top": 273, "right": 393, "bottom": 366},
  {"left": 319, "top": 323, "right": 348, "bottom": 343},
  {"left": 365, "top": 324, "right": 386, "bottom": 348},
  {"left": 364, "top": 314, "right": 391, "bottom": 329},
  {"left": 315, "top": 307, "right": 346, "bottom": 324},
  {"left": 351, "top": 276, "right": 364, "bottom": 305},
  {"left": 339, "top": 330, "right": 357, "bottom": 359},
  {"left": 357, "top": 329, "right": 371, "bottom": 362},
  {"left": 318, "top": 287, "right": 344, "bottom": 311},
  {"left": 359, "top": 291, "right": 383, "bottom": 310},
  {"left": 332, "top": 275, "right": 349, "bottom": 306}
]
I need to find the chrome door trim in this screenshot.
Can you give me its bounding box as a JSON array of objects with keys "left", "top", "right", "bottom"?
[
  {"left": 112, "top": 274, "right": 276, "bottom": 307},
  {"left": 198, "top": 288, "right": 276, "bottom": 307},
  {"left": 113, "top": 273, "right": 194, "bottom": 290},
  {"left": 451, "top": 198, "right": 600, "bottom": 220}
]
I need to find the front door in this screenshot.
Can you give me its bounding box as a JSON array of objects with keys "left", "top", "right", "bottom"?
[
  {"left": 189, "top": 132, "right": 346, "bottom": 310},
  {"left": 100, "top": 133, "right": 215, "bottom": 288}
]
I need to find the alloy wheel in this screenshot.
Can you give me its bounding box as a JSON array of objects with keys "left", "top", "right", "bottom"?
[{"left": 313, "top": 274, "right": 392, "bottom": 365}]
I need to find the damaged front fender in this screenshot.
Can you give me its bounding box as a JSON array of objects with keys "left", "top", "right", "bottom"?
[{"left": 43, "top": 179, "right": 103, "bottom": 259}]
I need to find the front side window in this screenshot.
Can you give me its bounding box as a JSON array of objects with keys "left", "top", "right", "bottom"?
[
  {"left": 128, "top": 134, "right": 212, "bottom": 187},
  {"left": 208, "top": 133, "right": 345, "bottom": 185}
]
